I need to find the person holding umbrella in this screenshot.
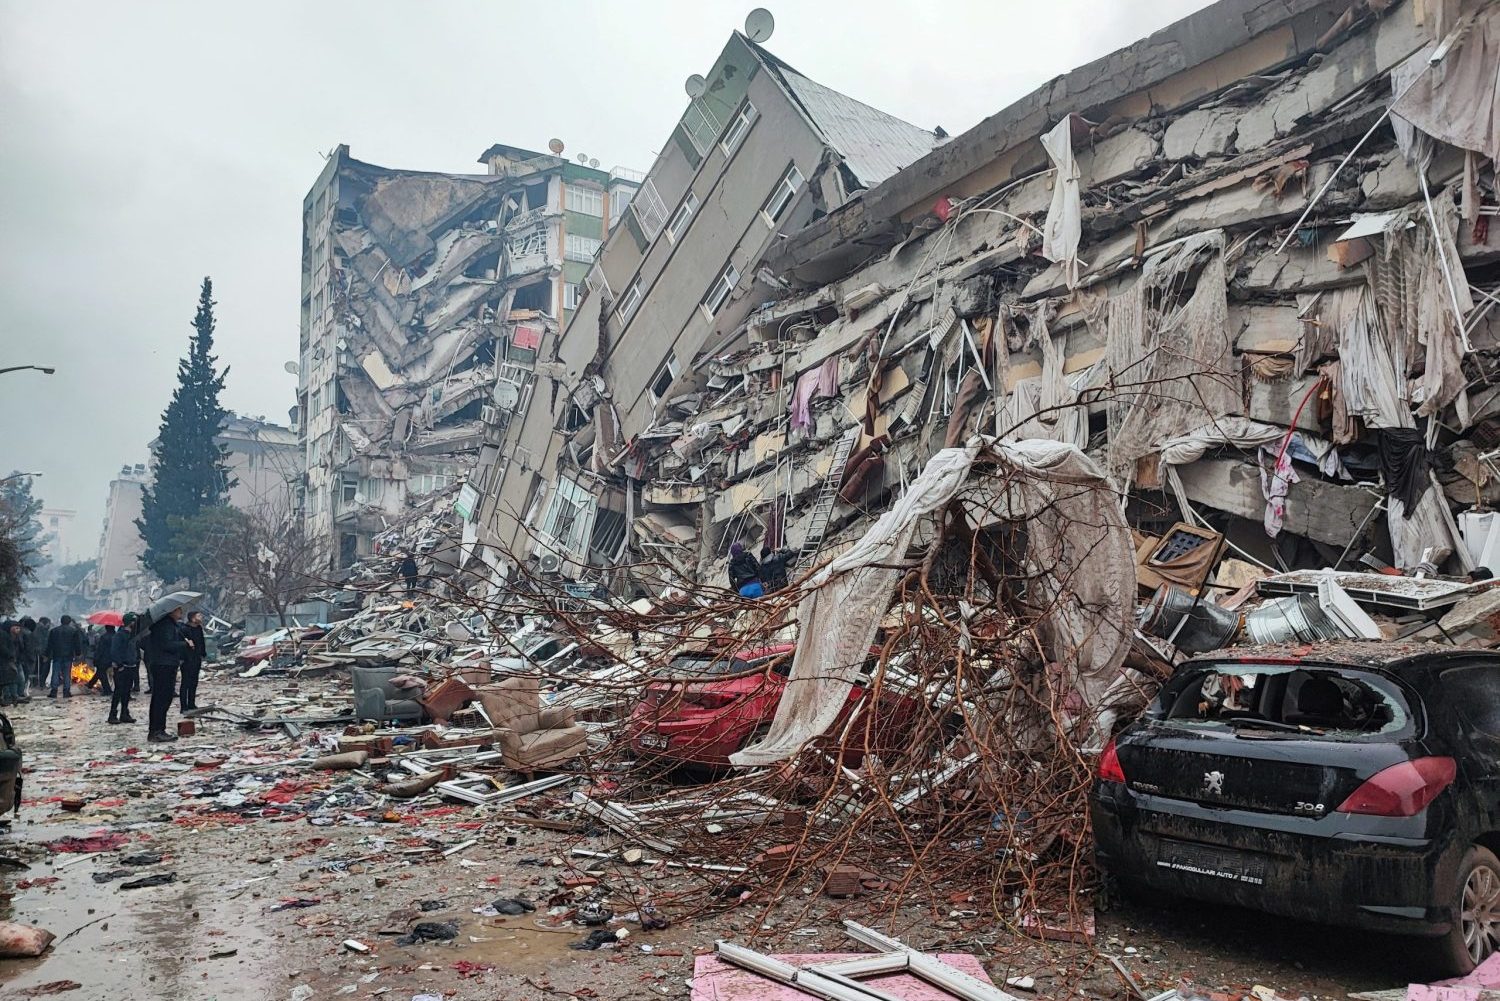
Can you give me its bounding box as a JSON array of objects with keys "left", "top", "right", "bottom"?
[{"left": 141, "top": 592, "right": 200, "bottom": 742}]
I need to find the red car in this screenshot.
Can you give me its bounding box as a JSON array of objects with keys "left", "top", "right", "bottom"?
[{"left": 627, "top": 643, "right": 920, "bottom": 770}]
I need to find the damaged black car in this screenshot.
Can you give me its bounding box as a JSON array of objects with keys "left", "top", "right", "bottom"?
[{"left": 1092, "top": 646, "right": 1500, "bottom": 976}]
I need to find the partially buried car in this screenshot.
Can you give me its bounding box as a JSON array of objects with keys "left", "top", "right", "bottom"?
[
  {"left": 1092, "top": 644, "right": 1500, "bottom": 975},
  {"left": 627, "top": 643, "right": 919, "bottom": 770}
]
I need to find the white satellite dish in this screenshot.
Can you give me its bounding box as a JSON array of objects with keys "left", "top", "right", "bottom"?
[
  {"left": 547, "top": 138, "right": 565, "bottom": 155},
  {"left": 744, "top": 8, "right": 774, "bottom": 43},
  {"left": 577, "top": 153, "right": 588, "bottom": 163},
  {"left": 589, "top": 158, "right": 599, "bottom": 168},
  {"left": 493, "top": 381, "right": 520, "bottom": 409},
  {"left": 684, "top": 74, "right": 707, "bottom": 99},
  {"left": 283, "top": 360, "right": 300, "bottom": 375}
]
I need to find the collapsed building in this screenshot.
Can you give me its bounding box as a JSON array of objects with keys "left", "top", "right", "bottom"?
[
  {"left": 468, "top": 0, "right": 1500, "bottom": 593},
  {"left": 466, "top": 30, "right": 944, "bottom": 580},
  {"left": 298, "top": 144, "right": 642, "bottom": 567}
]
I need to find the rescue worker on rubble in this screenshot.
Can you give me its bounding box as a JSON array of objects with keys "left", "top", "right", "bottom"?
[
  {"left": 86, "top": 624, "right": 114, "bottom": 696},
  {"left": 758, "top": 545, "right": 796, "bottom": 593},
  {"left": 179, "top": 610, "right": 205, "bottom": 713},
  {"left": 107, "top": 613, "right": 140, "bottom": 725},
  {"left": 143, "top": 607, "right": 190, "bottom": 743},
  {"left": 727, "top": 542, "right": 764, "bottom": 599},
  {"left": 399, "top": 551, "right": 420, "bottom": 594}
]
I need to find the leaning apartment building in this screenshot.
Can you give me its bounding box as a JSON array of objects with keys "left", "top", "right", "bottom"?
[
  {"left": 297, "top": 143, "right": 642, "bottom": 567},
  {"left": 314, "top": 0, "right": 1500, "bottom": 593}
]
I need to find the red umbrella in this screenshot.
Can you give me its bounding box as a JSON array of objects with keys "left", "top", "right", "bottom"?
[{"left": 86, "top": 610, "right": 124, "bottom": 627}]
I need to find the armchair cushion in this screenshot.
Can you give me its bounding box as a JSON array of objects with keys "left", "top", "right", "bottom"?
[{"left": 475, "top": 677, "right": 585, "bottom": 771}]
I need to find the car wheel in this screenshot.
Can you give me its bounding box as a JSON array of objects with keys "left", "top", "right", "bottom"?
[{"left": 1428, "top": 845, "right": 1500, "bottom": 976}]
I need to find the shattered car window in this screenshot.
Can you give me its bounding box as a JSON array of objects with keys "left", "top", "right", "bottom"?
[
  {"left": 659, "top": 654, "right": 754, "bottom": 678},
  {"left": 1161, "top": 663, "right": 1409, "bottom": 738}
]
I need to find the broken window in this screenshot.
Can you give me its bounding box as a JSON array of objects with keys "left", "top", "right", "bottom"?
[
  {"left": 649, "top": 353, "right": 679, "bottom": 405},
  {"left": 666, "top": 191, "right": 700, "bottom": 244},
  {"left": 616, "top": 277, "right": 643, "bottom": 321},
  {"left": 720, "top": 100, "right": 757, "bottom": 157},
  {"left": 681, "top": 99, "right": 721, "bottom": 157},
  {"left": 340, "top": 475, "right": 358, "bottom": 506},
  {"left": 509, "top": 228, "right": 546, "bottom": 260},
  {"left": 761, "top": 163, "right": 805, "bottom": 225},
  {"left": 563, "top": 282, "right": 582, "bottom": 311},
  {"left": 584, "top": 263, "right": 611, "bottom": 298},
  {"left": 522, "top": 181, "right": 549, "bottom": 213},
  {"left": 409, "top": 472, "right": 452, "bottom": 496},
  {"left": 511, "top": 282, "right": 551, "bottom": 314},
  {"left": 1162, "top": 664, "right": 1410, "bottom": 738},
  {"left": 565, "top": 233, "right": 602, "bottom": 263},
  {"left": 565, "top": 185, "right": 604, "bottom": 217},
  {"left": 539, "top": 476, "right": 596, "bottom": 558},
  {"left": 564, "top": 403, "right": 589, "bottom": 433},
  {"left": 701, "top": 260, "right": 740, "bottom": 319}
]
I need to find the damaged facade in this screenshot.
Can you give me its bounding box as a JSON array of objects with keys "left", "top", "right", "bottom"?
[
  {"left": 467, "top": 32, "right": 943, "bottom": 580},
  {"left": 298, "top": 144, "right": 641, "bottom": 566},
  {"left": 471, "top": 0, "right": 1500, "bottom": 593}
]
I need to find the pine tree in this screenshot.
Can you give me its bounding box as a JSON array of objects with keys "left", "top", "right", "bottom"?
[
  {"left": 0, "top": 472, "right": 44, "bottom": 613},
  {"left": 137, "top": 277, "right": 233, "bottom": 584}
]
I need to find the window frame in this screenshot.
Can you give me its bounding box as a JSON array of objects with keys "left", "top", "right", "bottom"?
[
  {"left": 701, "top": 260, "right": 741, "bottom": 319},
  {"left": 761, "top": 163, "right": 806, "bottom": 225},
  {"left": 563, "top": 282, "right": 582, "bottom": 311},
  {"left": 648, "top": 353, "right": 680, "bottom": 406},
  {"left": 665, "top": 191, "right": 700, "bottom": 244},
  {"left": 720, "top": 100, "right": 758, "bottom": 156},
  {"left": 565, "top": 184, "right": 604, "bottom": 217},
  {"left": 564, "top": 233, "right": 602, "bottom": 263},
  {"left": 616, "top": 277, "right": 643, "bottom": 320}
]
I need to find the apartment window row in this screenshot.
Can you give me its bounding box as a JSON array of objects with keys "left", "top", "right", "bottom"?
[
  {"left": 565, "top": 185, "right": 604, "bottom": 217},
  {"left": 762, "top": 163, "right": 805, "bottom": 225},
  {"left": 409, "top": 472, "right": 453, "bottom": 496},
  {"left": 564, "top": 233, "right": 602, "bottom": 263}
]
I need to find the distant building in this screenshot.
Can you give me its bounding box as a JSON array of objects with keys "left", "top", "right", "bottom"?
[
  {"left": 219, "top": 414, "right": 302, "bottom": 513},
  {"left": 37, "top": 508, "right": 77, "bottom": 566},
  {"left": 468, "top": 32, "right": 940, "bottom": 575},
  {"left": 94, "top": 464, "right": 148, "bottom": 590},
  {"left": 297, "top": 144, "right": 642, "bottom": 568}
]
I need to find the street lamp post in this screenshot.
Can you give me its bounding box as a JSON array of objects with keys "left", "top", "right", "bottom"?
[
  {"left": 0, "top": 366, "right": 56, "bottom": 376},
  {"left": 0, "top": 472, "right": 42, "bottom": 485}
]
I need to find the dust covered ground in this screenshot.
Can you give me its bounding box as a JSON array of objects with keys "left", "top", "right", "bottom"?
[{"left": 0, "top": 674, "right": 1428, "bottom": 1000}]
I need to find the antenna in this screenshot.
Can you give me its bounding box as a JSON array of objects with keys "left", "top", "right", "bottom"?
[
  {"left": 547, "top": 138, "right": 565, "bottom": 155},
  {"left": 744, "top": 8, "right": 774, "bottom": 42},
  {"left": 684, "top": 74, "right": 707, "bottom": 99}
]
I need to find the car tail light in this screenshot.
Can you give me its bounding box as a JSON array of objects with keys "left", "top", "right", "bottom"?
[
  {"left": 1098, "top": 738, "right": 1126, "bottom": 784},
  {"left": 1335, "top": 757, "right": 1456, "bottom": 817}
]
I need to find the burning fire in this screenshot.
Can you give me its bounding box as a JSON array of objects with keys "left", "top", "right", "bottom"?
[{"left": 71, "top": 662, "right": 94, "bottom": 685}]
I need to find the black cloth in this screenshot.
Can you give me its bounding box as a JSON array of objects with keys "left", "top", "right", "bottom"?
[
  {"left": 111, "top": 630, "right": 139, "bottom": 672},
  {"left": 92, "top": 629, "right": 114, "bottom": 668},
  {"left": 147, "top": 664, "right": 177, "bottom": 735},
  {"left": 179, "top": 664, "right": 199, "bottom": 712},
  {"left": 110, "top": 664, "right": 137, "bottom": 720},
  {"left": 759, "top": 549, "right": 795, "bottom": 592},
  {"left": 1376, "top": 427, "right": 1431, "bottom": 511},
  {"left": 142, "top": 618, "right": 186, "bottom": 670},
  {"left": 45, "top": 622, "right": 83, "bottom": 660},
  {"left": 727, "top": 551, "right": 761, "bottom": 589}
]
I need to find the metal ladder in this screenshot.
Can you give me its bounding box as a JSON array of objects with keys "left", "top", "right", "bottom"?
[{"left": 798, "top": 427, "right": 860, "bottom": 566}]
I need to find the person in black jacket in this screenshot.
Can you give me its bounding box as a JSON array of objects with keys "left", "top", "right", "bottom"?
[
  {"left": 32, "top": 617, "right": 51, "bottom": 688},
  {"left": 143, "top": 608, "right": 190, "bottom": 742},
  {"left": 87, "top": 625, "right": 115, "bottom": 696},
  {"left": 17, "top": 618, "right": 37, "bottom": 700},
  {"left": 758, "top": 546, "right": 796, "bottom": 593},
  {"left": 399, "top": 552, "right": 420, "bottom": 594},
  {"left": 0, "top": 622, "right": 19, "bottom": 707},
  {"left": 46, "top": 615, "right": 85, "bottom": 698},
  {"left": 108, "top": 613, "right": 141, "bottom": 725},
  {"left": 727, "top": 542, "right": 763, "bottom": 598},
  {"left": 179, "top": 611, "right": 205, "bottom": 713}
]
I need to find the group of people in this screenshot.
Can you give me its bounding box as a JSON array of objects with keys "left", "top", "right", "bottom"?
[
  {"left": 727, "top": 542, "right": 796, "bottom": 598},
  {"left": 0, "top": 608, "right": 207, "bottom": 744}
]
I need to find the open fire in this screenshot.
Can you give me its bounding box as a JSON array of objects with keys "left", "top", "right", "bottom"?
[{"left": 70, "top": 662, "right": 94, "bottom": 685}]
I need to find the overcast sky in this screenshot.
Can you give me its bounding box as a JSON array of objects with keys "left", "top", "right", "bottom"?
[{"left": 0, "top": 0, "right": 1208, "bottom": 561}]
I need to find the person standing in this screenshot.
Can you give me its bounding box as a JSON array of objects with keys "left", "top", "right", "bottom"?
[
  {"left": 143, "top": 607, "right": 189, "bottom": 742},
  {"left": 46, "top": 615, "right": 84, "bottom": 698},
  {"left": 727, "top": 542, "right": 764, "bottom": 599},
  {"left": 179, "top": 611, "right": 205, "bottom": 713},
  {"left": 0, "top": 622, "right": 20, "bottom": 707},
  {"left": 33, "top": 617, "right": 52, "bottom": 689},
  {"left": 17, "top": 618, "right": 37, "bottom": 701},
  {"left": 87, "top": 624, "right": 115, "bottom": 696},
  {"left": 399, "top": 552, "right": 420, "bottom": 594},
  {"left": 108, "top": 613, "right": 140, "bottom": 725},
  {"left": 758, "top": 545, "right": 797, "bottom": 593}
]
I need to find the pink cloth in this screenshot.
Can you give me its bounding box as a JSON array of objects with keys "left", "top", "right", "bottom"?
[
  {"left": 790, "top": 357, "right": 840, "bottom": 431},
  {"left": 692, "top": 952, "right": 995, "bottom": 1001}
]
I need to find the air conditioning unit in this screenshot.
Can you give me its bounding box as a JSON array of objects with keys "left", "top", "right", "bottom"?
[
  {"left": 538, "top": 553, "right": 562, "bottom": 574},
  {"left": 481, "top": 405, "right": 500, "bottom": 425}
]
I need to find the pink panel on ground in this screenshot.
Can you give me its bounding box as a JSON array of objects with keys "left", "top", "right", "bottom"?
[{"left": 692, "top": 952, "right": 996, "bottom": 1001}]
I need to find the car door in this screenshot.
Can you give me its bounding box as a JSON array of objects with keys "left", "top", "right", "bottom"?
[{"left": 1430, "top": 665, "right": 1500, "bottom": 841}]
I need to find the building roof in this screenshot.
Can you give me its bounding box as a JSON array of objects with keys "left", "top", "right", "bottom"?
[{"left": 749, "top": 39, "right": 940, "bottom": 189}]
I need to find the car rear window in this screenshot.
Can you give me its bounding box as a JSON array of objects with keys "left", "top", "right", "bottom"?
[
  {"left": 1158, "top": 662, "right": 1412, "bottom": 739},
  {"left": 659, "top": 654, "right": 755, "bottom": 678}
]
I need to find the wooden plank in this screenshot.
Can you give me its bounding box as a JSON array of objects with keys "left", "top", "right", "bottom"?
[{"left": 1174, "top": 457, "right": 1380, "bottom": 548}]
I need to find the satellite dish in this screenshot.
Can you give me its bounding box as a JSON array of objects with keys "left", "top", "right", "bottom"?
[
  {"left": 744, "top": 8, "right": 775, "bottom": 42},
  {"left": 684, "top": 74, "right": 708, "bottom": 99},
  {"left": 283, "top": 360, "right": 300, "bottom": 375},
  {"left": 493, "top": 381, "right": 520, "bottom": 409},
  {"left": 577, "top": 153, "right": 588, "bottom": 163},
  {"left": 589, "top": 158, "right": 599, "bottom": 168},
  {"left": 547, "top": 138, "right": 565, "bottom": 155}
]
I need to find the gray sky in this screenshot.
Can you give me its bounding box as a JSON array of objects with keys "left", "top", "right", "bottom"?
[{"left": 0, "top": 0, "right": 1208, "bottom": 560}]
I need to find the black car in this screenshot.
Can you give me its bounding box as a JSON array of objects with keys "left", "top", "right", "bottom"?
[{"left": 1092, "top": 643, "right": 1500, "bottom": 976}]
